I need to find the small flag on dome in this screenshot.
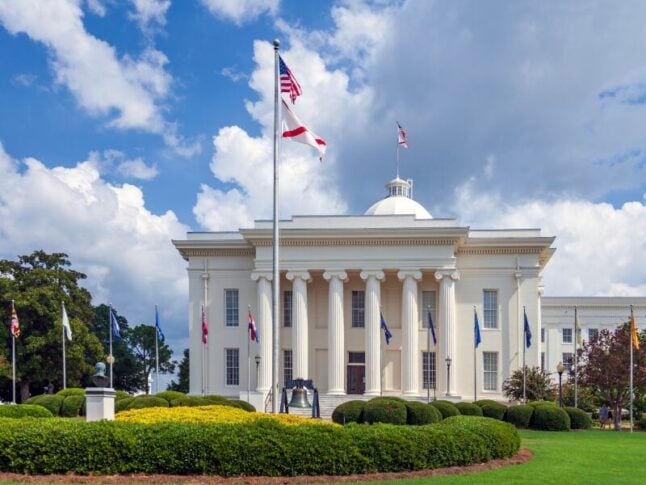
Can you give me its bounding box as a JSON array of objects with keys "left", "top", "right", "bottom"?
[{"left": 397, "top": 122, "right": 408, "bottom": 148}]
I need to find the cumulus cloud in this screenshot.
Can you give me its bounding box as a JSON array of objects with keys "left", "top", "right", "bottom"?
[
  {"left": 117, "top": 157, "right": 159, "bottom": 180},
  {"left": 200, "top": 0, "right": 278, "bottom": 25},
  {"left": 128, "top": 0, "right": 171, "bottom": 35},
  {"left": 0, "top": 142, "right": 188, "bottom": 342},
  {"left": 0, "top": 0, "right": 199, "bottom": 157}
]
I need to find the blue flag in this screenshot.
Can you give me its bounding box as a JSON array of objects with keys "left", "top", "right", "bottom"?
[
  {"left": 380, "top": 312, "right": 392, "bottom": 345},
  {"left": 110, "top": 309, "right": 121, "bottom": 341},
  {"left": 524, "top": 308, "right": 532, "bottom": 348},
  {"left": 427, "top": 309, "right": 437, "bottom": 346},
  {"left": 474, "top": 309, "right": 482, "bottom": 348},
  {"left": 155, "top": 305, "right": 165, "bottom": 341}
]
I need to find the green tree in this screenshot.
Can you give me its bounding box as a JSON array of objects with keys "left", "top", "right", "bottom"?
[
  {"left": 167, "top": 348, "right": 189, "bottom": 393},
  {"left": 502, "top": 366, "right": 556, "bottom": 402},
  {"left": 127, "top": 325, "right": 175, "bottom": 394},
  {"left": 0, "top": 251, "right": 104, "bottom": 401}
]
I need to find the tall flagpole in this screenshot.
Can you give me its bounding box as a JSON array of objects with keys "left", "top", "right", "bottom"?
[
  {"left": 523, "top": 307, "right": 527, "bottom": 403},
  {"left": 271, "top": 39, "right": 281, "bottom": 414},
  {"left": 202, "top": 259, "right": 209, "bottom": 396},
  {"left": 474, "top": 306, "right": 478, "bottom": 402},
  {"left": 574, "top": 306, "right": 578, "bottom": 408},
  {"left": 62, "top": 301, "right": 67, "bottom": 390},
  {"left": 427, "top": 306, "right": 431, "bottom": 403},
  {"left": 11, "top": 300, "right": 16, "bottom": 404},
  {"left": 630, "top": 305, "right": 634, "bottom": 433},
  {"left": 247, "top": 305, "right": 251, "bottom": 403},
  {"left": 395, "top": 122, "right": 400, "bottom": 179},
  {"left": 108, "top": 304, "right": 113, "bottom": 388},
  {"left": 154, "top": 306, "right": 159, "bottom": 395}
]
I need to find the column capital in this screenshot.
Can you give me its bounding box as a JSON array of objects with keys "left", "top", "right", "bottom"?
[
  {"left": 251, "top": 271, "right": 273, "bottom": 282},
  {"left": 360, "top": 270, "right": 385, "bottom": 282},
  {"left": 538, "top": 285, "right": 545, "bottom": 297},
  {"left": 434, "top": 269, "right": 460, "bottom": 282},
  {"left": 286, "top": 271, "right": 312, "bottom": 282},
  {"left": 323, "top": 270, "right": 348, "bottom": 282},
  {"left": 397, "top": 270, "right": 422, "bottom": 282}
]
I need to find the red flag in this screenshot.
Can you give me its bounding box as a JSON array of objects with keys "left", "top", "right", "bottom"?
[
  {"left": 397, "top": 122, "right": 408, "bottom": 148},
  {"left": 279, "top": 55, "right": 302, "bottom": 104},
  {"left": 10, "top": 304, "right": 20, "bottom": 338},
  {"left": 201, "top": 306, "right": 208, "bottom": 344},
  {"left": 282, "top": 100, "right": 326, "bottom": 159},
  {"left": 248, "top": 308, "right": 259, "bottom": 343}
]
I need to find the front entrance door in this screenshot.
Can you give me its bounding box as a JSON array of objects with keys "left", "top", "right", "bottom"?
[{"left": 347, "top": 365, "right": 365, "bottom": 394}]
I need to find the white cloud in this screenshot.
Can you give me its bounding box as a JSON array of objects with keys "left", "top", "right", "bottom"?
[
  {"left": 86, "top": 0, "right": 106, "bottom": 16},
  {"left": 0, "top": 0, "right": 199, "bottom": 157},
  {"left": 200, "top": 0, "right": 278, "bottom": 25},
  {"left": 454, "top": 178, "right": 646, "bottom": 297},
  {"left": 0, "top": 142, "right": 189, "bottom": 342},
  {"left": 129, "top": 0, "right": 171, "bottom": 35},
  {"left": 117, "top": 157, "right": 159, "bottom": 180}
]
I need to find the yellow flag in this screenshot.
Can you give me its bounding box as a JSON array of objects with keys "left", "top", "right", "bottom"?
[{"left": 631, "top": 308, "right": 640, "bottom": 350}]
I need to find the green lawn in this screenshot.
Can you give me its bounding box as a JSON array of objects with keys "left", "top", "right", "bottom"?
[{"left": 368, "top": 430, "right": 646, "bottom": 484}]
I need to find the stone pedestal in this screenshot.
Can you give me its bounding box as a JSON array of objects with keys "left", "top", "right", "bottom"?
[{"left": 85, "top": 387, "right": 116, "bottom": 421}]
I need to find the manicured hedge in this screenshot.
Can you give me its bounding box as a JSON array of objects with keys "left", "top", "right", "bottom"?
[
  {"left": 429, "top": 400, "right": 460, "bottom": 419},
  {"left": 170, "top": 396, "right": 206, "bottom": 407},
  {"left": 61, "top": 396, "right": 85, "bottom": 418},
  {"left": 56, "top": 388, "right": 85, "bottom": 397},
  {"left": 0, "top": 404, "right": 53, "bottom": 418},
  {"left": 475, "top": 399, "right": 502, "bottom": 408},
  {"left": 125, "top": 396, "right": 169, "bottom": 410},
  {"left": 528, "top": 400, "right": 556, "bottom": 408},
  {"left": 455, "top": 402, "right": 483, "bottom": 416},
  {"left": 405, "top": 401, "right": 441, "bottom": 425},
  {"left": 332, "top": 400, "right": 365, "bottom": 425},
  {"left": 530, "top": 405, "right": 571, "bottom": 431},
  {"left": 115, "top": 397, "right": 134, "bottom": 413},
  {"left": 565, "top": 407, "right": 592, "bottom": 430},
  {"left": 115, "top": 391, "right": 131, "bottom": 401},
  {"left": 363, "top": 399, "right": 407, "bottom": 425},
  {"left": 504, "top": 405, "right": 534, "bottom": 428},
  {"left": 0, "top": 417, "right": 519, "bottom": 475},
  {"left": 481, "top": 403, "right": 507, "bottom": 421},
  {"left": 226, "top": 400, "right": 255, "bottom": 412},
  {"left": 154, "top": 391, "right": 186, "bottom": 403},
  {"left": 24, "top": 395, "right": 64, "bottom": 416}
]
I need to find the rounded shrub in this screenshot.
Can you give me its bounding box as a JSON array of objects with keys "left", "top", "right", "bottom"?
[
  {"left": 363, "top": 399, "right": 407, "bottom": 425},
  {"left": 56, "top": 388, "right": 85, "bottom": 397},
  {"left": 429, "top": 400, "right": 460, "bottom": 419},
  {"left": 565, "top": 407, "right": 592, "bottom": 430},
  {"left": 405, "top": 401, "right": 441, "bottom": 425},
  {"left": 224, "top": 400, "right": 255, "bottom": 412},
  {"left": 115, "top": 391, "right": 131, "bottom": 401},
  {"left": 455, "top": 402, "right": 483, "bottom": 416},
  {"left": 426, "top": 404, "right": 443, "bottom": 423},
  {"left": 504, "top": 405, "right": 534, "bottom": 428},
  {"left": 440, "top": 416, "right": 521, "bottom": 459},
  {"left": 475, "top": 399, "right": 503, "bottom": 408},
  {"left": 154, "top": 391, "right": 186, "bottom": 403},
  {"left": 638, "top": 415, "right": 646, "bottom": 430},
  {"left": 61, "top": 395, "right": 85, "bottom": 417},
  {"left": 332, "top": 400, "right": 365, "bottom": 425},
  {"left": 528, "top": 400, "right": 556, "bottom": 408},
  {"left": 369, "top": 396, "right": 406, "bottom": 403},
  {"left": 203, "top": 395, "right": 229, "bottom": 404},
  {"left": 530, "top": 405, "right": 571, "bottom": 431},
  {"left": 115, "top": 397, "right": 134, "bottom": 413},
  {"left": 481, "top": 403, "right": 507, "bottom": 421},
  {"left": 25, "top": 395, "right": 64, "bottom": 416},
  {"left": 170, "top": 396, "right": 208, "bottom": 407},
  {"left": 0, "top": 404, "right": 53, "bottom": 418},
  {"left": 125, "top": 396, "right": 169, "bottom": 410}
]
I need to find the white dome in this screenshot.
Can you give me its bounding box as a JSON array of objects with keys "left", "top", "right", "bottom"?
[{"left": 364, "top": 196, "right": 432, "bottom": 218}]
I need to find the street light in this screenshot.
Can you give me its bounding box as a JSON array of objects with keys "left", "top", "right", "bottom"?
[
  {"left": 445, "top": 357, "right": 452, "bottom": 397},
  {"left": 254, "top": 355, "right": 261, "bottom": 389},
  {"left": 556, "top": 361, "right": 565, "bottom": 408}
]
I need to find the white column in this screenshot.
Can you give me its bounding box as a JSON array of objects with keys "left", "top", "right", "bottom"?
[
  {"left": 537, "top": 285, "right": 544, "bottom": 368},
  {"left": 435, "top": 270, "right": 460, "bottom": 396},
  {"left": 360, "top": 270, "right": 385, "bottom": 396},
  {"left": 286, "top": 271, "right": 311, "bottom": 380},
  {"left": 323, "top": 270, "right": 348, "bottom": 395},
  {"left": 398, "top": 270, "right": 422, "bottom": 396},
  {"left": 251, "top": 272, "right": 273, "bottom": 392}
]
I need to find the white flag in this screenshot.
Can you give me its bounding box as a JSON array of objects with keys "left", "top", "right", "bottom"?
[
  {"left": 62, "top": 302, "right": 72, "bottom": 341},
  {"left": 575, "top": 307, "right": 582, "bottom": 345},
  {"left": 281, "top": 100, "right": 326, "bottom": 158}
]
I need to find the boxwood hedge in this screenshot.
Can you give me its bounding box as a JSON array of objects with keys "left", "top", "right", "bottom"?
[
  {"left": 0, "top": 404, "right": 53, "bottom": 418},
  {"left": 528, "top": 400, "right": 556, "bottom": 408},
  {"left": 530, "top": 405, "right": 570, "bottom": 431},
  {"left": 154, "top": 391, "right": 186, "bottom": 403},
  {"left": 363, "top": 399, "right": 407, "bottom": 425},
  {"left": 61, "top": 395, "right": 85, "bottom": 418},
  {"left": 455, "top": 402, "right": 483, "bottom": 416},
  {"left": 504, "top": 405, "right": 534, "bottom": 428},
  {"left": 564, "top": 407, "right": 592, "bottom": 430},
  {"left": 481, "top": 403, "right": 507, "bottom": 421},
  {"left": 0, "top": 416, "right": 519, "bottom": 476},
  {"left": 331, "top": 400, "right": 365, "bottom": 425},
  {"left": 125, "top": 396, "right": 169, "bottom": 410},
  {"left": 405, "top": 401, "right": 441, "bottom": 425},
  {"left": 429, "top": 400, "right": 460, "bottom": 419},
  {"left": 23, "top": 395, "right": 64, "bottom": 416},
  {"left": 56, "top": 388, "right": 85, "bottom": 398},
  {"left": 115, "top": 397, "right": 134, "bottom": 413}
]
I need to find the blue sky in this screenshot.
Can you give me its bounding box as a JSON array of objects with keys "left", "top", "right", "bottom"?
[{"left": 0, "top": 0, "right": 645, "bottom": 372}]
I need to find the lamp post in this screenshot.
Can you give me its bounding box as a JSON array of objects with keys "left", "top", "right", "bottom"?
[
  {"left": 556, "top": 361, "right": 565, "bottom": 408},
  {"left": 254, "top": 355, "right": 261, "bottom": 392},
  {"left": 445, "top": 357, "right": 452, "bottom": 397}
]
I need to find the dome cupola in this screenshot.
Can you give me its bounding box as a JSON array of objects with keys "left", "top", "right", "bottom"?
[{"left": 364, "top": 176, "right": 432, "bottom": 219}]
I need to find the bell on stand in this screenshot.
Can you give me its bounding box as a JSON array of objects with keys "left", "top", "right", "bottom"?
[{"left": 288, "top": 378, "right": 312, "bottom": 408}]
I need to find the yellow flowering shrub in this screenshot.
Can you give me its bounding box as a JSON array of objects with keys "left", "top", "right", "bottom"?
[{"left": 116, "top": 405, "right": 336, "bottom": 427}]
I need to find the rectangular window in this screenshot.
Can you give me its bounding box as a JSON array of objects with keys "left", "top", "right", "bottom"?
[
  {"left": 225, "top": 348, "right": 239, "bottom": 386},
  {"left": 483, "top": 351, "right": 498, "bottom": 391},
  {"left": 541, "top": 352, "right": 545, "bottom": 371},
  {"left": 348, "top": 352, "right": 365, "bottom": 364},
  {"left": 541, "top": 327, "right": 545, "bottom": 343},
  {"left": 562, "top": 352, "right": 574, "bottom": 372},
  {"left": 588, "top": 328, "right": 599, "bottom": 342},
  {"left": 421, "top": 291, "right": 437, "bottom": 329},
  {"left": 283, "top": 349, "right": 293, "bottom": 386},
  {"left": 422, "top": 351, "right": 436, "bottom": 390},
  {"left": 352, "top": 291, "right": 365, "bottom": 328},
  {"left": 562, "top": 328, "right": 573, "bottom": 344},
  {"left": 224, "top": 289, "right": 239, "bottom": 327},
  {"left": 483, "top": 290, "right": 498, "bottom": 329},
  {"left": 283, "top": 291, "right": 293, "bottom": 328}
]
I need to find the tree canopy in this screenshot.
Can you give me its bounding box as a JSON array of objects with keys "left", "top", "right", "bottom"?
[{"left": 168, "top": 348, "right": 189, "bottom": 393}]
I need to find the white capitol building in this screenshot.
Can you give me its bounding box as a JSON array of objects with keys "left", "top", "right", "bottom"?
[{"left": 173, "top": 176, "right": 645, "bottom": 409}]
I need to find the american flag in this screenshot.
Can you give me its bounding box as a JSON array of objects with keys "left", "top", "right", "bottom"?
[
  {"left": 279, "top": 55, "right": 302, "bottom": 104},
  {"left": 397, "top": 122, "right": 408, "bottom": 148},
  {"left": 201, "top": 306, "right": 208, "bottom": 344}
]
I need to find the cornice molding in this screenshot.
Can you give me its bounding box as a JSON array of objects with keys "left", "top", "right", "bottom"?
[
  {"left": 177, "top": 248, "right": 255, "bottom": 260},
  {"left": 249, "top": 238, "right": 460, "bottom": 247},
  {"left": 457, "top": 247, "right": 542, "bottom": 256}
]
